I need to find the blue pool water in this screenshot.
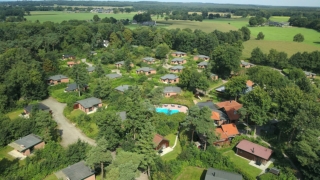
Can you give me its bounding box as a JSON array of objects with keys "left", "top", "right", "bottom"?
[{"left": 156, "top": 108, "right": 180, "bottom": 115}]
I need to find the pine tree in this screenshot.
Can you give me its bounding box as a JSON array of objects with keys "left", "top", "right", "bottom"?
[{"left": 182, "top": 105, "right": 200, "bottom": 143}]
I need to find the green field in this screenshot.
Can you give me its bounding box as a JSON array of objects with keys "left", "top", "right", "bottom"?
[
  {"left": 161, "top": 133, "right": 182, "bottom": 161},
  {"left": 176, "top": 166, "right": 205, "bottom": 180},
  {"left": 26, "top": 11, "right": 136, "bottom": 23}
]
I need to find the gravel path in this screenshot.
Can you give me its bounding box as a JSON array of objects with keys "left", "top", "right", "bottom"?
[{"left": 42, "top": 97, "right": 96, "bottom": 147}]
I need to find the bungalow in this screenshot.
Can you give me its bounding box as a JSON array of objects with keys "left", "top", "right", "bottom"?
[
  {"left": 304, "top": 71, "right": 316, "bottom": 78},
  {"left": 215, "top": 80, "right": 254, "bottom": 94},
  {"left": 160, "top": 74, "right": 179, "bottom": 84},
  {"left": 74, "top": 97, "right": 102, "bottom": 114},
  {"left": 115, "top": 85, "right": 130, "bottom": 93},
  {"left": 67, "top": 61, "right": 80, "bottom": 67},
  {"left": 141, "top": 21, "right": 156, "bottom": 26},
  {"left": 106, "top": 73, "right": 122, "bottom": 79},
  {"left": 204, "top": 168, "right": 242, "bottom": 180},
  {"left": 153, "top": 134, "right": 169, "bottom": 150},
  {"left": 47, "top": 75, "right": 69, "bottom": 85},
  {"left": 236, "top": 140, "right": 273, "bottom": 165},
  {"left": 23, "top": 103, "right": 51, "bottom": 117},
  {"left": 171, "top": 51, "right": 187, "bottom": 57},
  {"left": 240, "top": 60, "right": 255, "bottom": 68},
  {"left": 115, "top": 61, "right": 134, "bottom": 68},
  {"left": 211, "top": 73, "right": 218, "bottom": 80},
  {"left": 163, "top": 86, "right": 182, "bottom": 97},
  {"left": 214, "top": 123, "right": 240, "bottom": 146},
  {"left": 169, "top": 65, "right": 184, "bottom": 73},
  {"left": 55, "top": 161, "right": 95, "bottom": 180},
  {"left": 198, "top": 61, "right": 208, "bottom": 69},
  {"left": 136, "top": 67, "right": 156, "bottom": 75},
  {"left": 8, "top": 134, "right": 45, "bottom": 157},
  {"left": 171, "top": 58, "right": 186, "bottom": 65},
  {"left": 65, "top": 83, "right": 88, "bottom": 92},
  {"left": 216, "top": 100, "right": 243, "bottom": 123},
  {"left": 196, "top": 101, "right": 228, "bottom": 126},
  {"left": 87, "top": 66, "right": 95, "bottom": 73},
  {"left": 194, "top": 55, "right": 210, "bottom": 61},
  {"left": 62, "top": 54, "right": 75, "bottom": 60},
  {"left": 142, "top": 57, "right": 156, "bottom": 64}
]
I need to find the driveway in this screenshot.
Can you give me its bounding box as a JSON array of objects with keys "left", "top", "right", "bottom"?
[
  {"left": 81, "top": 58, "right": 93, "bottom": 67},
  {"left": 42, "top": 97, "right": 96, "bottom": 147}
]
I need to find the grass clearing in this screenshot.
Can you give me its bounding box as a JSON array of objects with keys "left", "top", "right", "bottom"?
[
  {"left": 224, "top": 150, "right": 262, "bottom": 177},
  {"left": 6, "top": 108, "right": 24, "bottom": 120},
  {"left": 161, "top": 134, "right": 181, "bottom": 161},
  {"left": 44, "top": 174, "right": 59, "bottom": 180},
  {"left": 176, "top": 166, "right": 205, "bottom": 180},
  {"left": 26, "top": 11, "right": 136, "bottom": 23},
  {"left": 0, "top": 146, "right": 14, "bottom": 160}
]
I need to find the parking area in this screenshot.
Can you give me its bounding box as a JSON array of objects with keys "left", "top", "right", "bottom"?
[{"left": 8, "top": 150, "right": 26, "bottom": 160}]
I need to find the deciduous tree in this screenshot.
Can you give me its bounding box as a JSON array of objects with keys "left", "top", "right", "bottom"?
[{"left": 293, "top": 33, "right": 304, "bottom": 42}]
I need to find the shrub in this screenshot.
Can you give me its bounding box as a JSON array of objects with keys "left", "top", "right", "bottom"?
[{"left": 293, "top": 33, "right": 304, "bottom": 42}]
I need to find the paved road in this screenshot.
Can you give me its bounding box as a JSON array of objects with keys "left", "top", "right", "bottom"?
[
  {"left": 42, "top": 97, "right": 96, "bottom": 147},
  {"left": 81, "top": 58, "right": 93, "bottom": 67}
]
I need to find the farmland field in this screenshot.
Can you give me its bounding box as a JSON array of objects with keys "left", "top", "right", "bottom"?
[{"left": 26, "top": 11, "right": 136, "bottom": 23}]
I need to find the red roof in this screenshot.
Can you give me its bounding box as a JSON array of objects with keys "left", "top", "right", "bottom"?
[
  {"left": 236, "top": 140, "right": 273, "bottom": 160},
  {"left": 216, "top": 101, "right": 243, "bottom": 121},
  {"left": 246, "top": 80, "right": 254, "bottom": 87},
  {"left": 67, "top": 61, "right": 80, "bottom": 65},
  {"left": 153, "top": 134, "right": 168, "bottom": 146},
  {"left": 215, "top": 128, "right": 228, "bottom": 140},
  {"left": 211, "top": 111, "right": 220, "bottom": 120},
  {"left": 221, "top": 123, "right": 239, "bottom": 137}
]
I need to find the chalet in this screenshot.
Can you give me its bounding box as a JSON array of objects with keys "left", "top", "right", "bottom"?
[
  {"left": 304, "top": 71, "right": 316, "bottom": 78},
  {"left": 240, "top": 60, "right": 255, "bottom": 68},
  {"left": 171, "top": 58, "right": 186, "bottom": 65},
  {"left": 214, "top": 124, "right": 240, "bottom": 146},
  {"left": 169, "top": 65, "right": 184, "bottom": 73},
  {"left": 216, "top": 100, "right": 243, "bottom": 123},
  {"left": 163, "top": 86, "right": 182, "bottom": 97},
  {"left": 211, "top": 73, "right": 218, "bottom": 80},
  {"left": 136, "top": 67, "right": 156, "bottom": 75},
  {"left": 142, "top": 57, "right": 156, "bottom": 64},
  {"left": 65, "top": 83, "right": 88, "bottom": 92},
  {"left": 160, "top": 74, "right": 179, "bottom": 84},
  {"left": 198, "top": 61, "right": 209, "bottom": 69},
  {"left": 215, "top": 80, "right": 254, "bottom": 94},
  {"left": 47, "top": 75, "right": 69, "bottom": 85},
  {"left": 171, "top": 51, "right": 187, "bottom": 57},
  {"left": 67, "top": 61, "right": 80, "bottom": 67},
  {"left": 196, "top": 101, "right": 228, "bottom": 126},
  {"left": 106, "top": 73, "right": 122, "bottom": 79},
  {"left": 87, "top": 66, "right": 95, "bottom": 73},
  {"left": 194, "top": 55, "right": 210, "bottom": 61},
  {"left": 236, "top": 140, "right": 273, "bottom": 165},
  {"left": 115, "top": 85, "right": 130, "bottom": 93},
  {"left": 115, "top": 61, "right": 134, "bottom": 68},
  {"left": 62, "top": 54, "right": 75, "bottom": 60},
  {"left": 74, "top": 97, "right": 102, "bottom": 114},
  {"left": 204, "top": 168, "right": 242, "bottom": 180},
  {"left": 8, "top": 134, "right": 45, "bottom": 157},
  {"left": 153, "top": 134, "right": 169, "bottom": 150},
  {"left": 23, "top": 103, "right": 51, "bottom": 117},
  {"left": 55, "top": 161, "right": 95, "bottom": 180}
]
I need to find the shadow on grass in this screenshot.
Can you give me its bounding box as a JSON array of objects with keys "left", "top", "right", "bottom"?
[
  {"left": 313, "top": 41, "right": 320, "bottom": 44},
  {"left": 0, "top": 158, "right": 20, "bottom": 175},
  {"left": 200, "top": 169, "right": 207, "bottom": 180}
]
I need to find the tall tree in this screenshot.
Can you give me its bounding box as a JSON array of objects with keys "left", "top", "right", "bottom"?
[
  {"left": 225, "top": 75, "right": 248, "bottom": 101},
  {"left": 182, "top": 105, "right": 200, "bottom": 143},
  {"left": 239, "top": 26, "right": 251, "bottom": 41},
  {"left": 86, "top": 138, "right": 113, "bottom": 180},
  {"left": 293, "top": 33, "right": 304, "bottom": 42},
  {"left": 240, "top": 86, "right": 272, "bottom": 136},
  {"left": 70, "top": 63, "right": 90, "bottom": 97},
  {"left": 256, "top": 32, "right": 265, "bottom": 40},
  {"left": 250, "top": 47, "right": 265, "bottom": 64},
  {"left": 95, "top": 63, "right": 105, "bottom": 78},
  {"left": 155, "top": 43, "right": 170, "bottom": 60}
]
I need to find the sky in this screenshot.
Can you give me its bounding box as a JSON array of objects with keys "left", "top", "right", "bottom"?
[{"left": 0, "top": 0, "right": 319, "bottom": 7}]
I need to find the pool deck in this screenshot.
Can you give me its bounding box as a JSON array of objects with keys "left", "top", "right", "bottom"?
[{"left": 159, "top": 104, "right": 188, "bottom": 113}]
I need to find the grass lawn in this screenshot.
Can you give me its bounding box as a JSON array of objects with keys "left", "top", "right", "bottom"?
[
  {"left": 161, "top": 134, "right": 181, "bottom": 161},
  {"left": 43, "top": 174, "right": 59, "bottom": 180},
  {"left": 0, "top": 146, "right": 14, "bottom": 160},
  {"left": 161, "top": 91, "right": 195, "bottom": 108},
  {"left": 224, "top": 150, "right": 262, "bottom": 177},
  {"left": 26, "top": 11, "right": 136, "bottom": 23},
  {"left": 176, "top": 166, "right": 205, "bottom": 180},
  {"left": 6, "top": 108, "right": 24, "bottom": 120}
]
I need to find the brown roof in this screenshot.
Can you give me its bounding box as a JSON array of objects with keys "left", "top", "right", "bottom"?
[
  {"left": 153, "top": 134, "right": 168, "bottom": 146},
  {"left": 221, "top": 123, "right": 239, "bottom": 137},
  {"left": 236, "top": 140, "right": 273, "bottom": 160},
  {"left": 246, "top": 80, "right": 254, "bottom": 87},
  {"left": 67, "top": 61, "right": 80, "bottom": 65}
]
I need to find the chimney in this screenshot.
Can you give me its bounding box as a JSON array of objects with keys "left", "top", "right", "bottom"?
[
  {"left": 252, "top": 148, "right": 255, "bottom": 153},
  {"left": 229, "top": 100, "right": 232, "bottom": 103},
  {"left": 212, "top": 172, "right": 215, "bottom": 176}
]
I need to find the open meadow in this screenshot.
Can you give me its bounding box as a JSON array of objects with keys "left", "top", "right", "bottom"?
[
  {"left": 26, "top": 11, "right": 136, "bottom": 23},
  {"left": 26, "top": 11, "right": 320, "bottom": 59}
]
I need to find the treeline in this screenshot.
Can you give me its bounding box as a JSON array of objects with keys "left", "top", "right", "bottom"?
[
  {"left": 289, "top": 16, "right": 320, "bottom": 31},
  {"left": 0, "top": 6, "right": 26, "bottom": 22},
  {"left": 250, "top": 47, "right": 320, "bottom": 73}
]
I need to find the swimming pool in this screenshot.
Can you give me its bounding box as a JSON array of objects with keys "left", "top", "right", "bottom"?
[{"left": 156, "top": 108, "right": 180, "bottom": 115}]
